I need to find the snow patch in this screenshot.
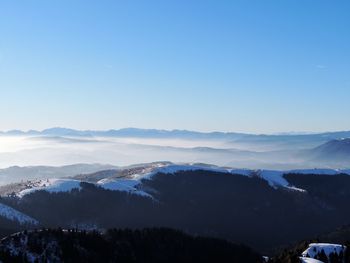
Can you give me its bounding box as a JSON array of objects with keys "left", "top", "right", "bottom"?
[
  {"left": 254, "top": 170, "right": 306, "bottom": 192},
  {"left": 16, "top": 177, "right": 154, "bottom": 199},
  {"left": 302, "top": 243, "right": 346, "bottom": 259},
  {"left": 0, "top": 203, "right": 38, "bottom": 225},
  {"left": 300, "top": 257, "right": 324, "bottom": 263},
  {"left": 17, "top": 179, "right": 81, "bottom": 198},
  {"left": 97, "top": 178, "right": 153, "bottom": 198},
  {"left": 254, "top": 170, "right": 287, "bottom": 187}
]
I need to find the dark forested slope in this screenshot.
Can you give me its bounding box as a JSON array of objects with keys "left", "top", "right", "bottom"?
[
  {"left": 0, "top": 228, "right": 263, "bottom": 263},
  {"left": 2, "top": 170, "right": 350, "bottom": 254}
]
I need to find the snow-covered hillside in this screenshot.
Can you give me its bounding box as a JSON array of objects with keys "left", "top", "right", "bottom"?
[
  {"left": 0, "top": 203, "right": 38, "bottom": 225},
  {"left": 131, "top": 164, "right": 283, "bottom": 185},
  {"left": 16, "top": 178, "right": 153, "bottom": 199},
  {"left": 128, "top": 164, "right": 350, "bottom": 192},
  {"left": 97, "top": 178, "right": 153, "bottom": 198},
  {"left": 301, "top": 243, "right": 346, "bottom": 262},
  {"left": 302, "top": 243, "right": 346, "bottom": 258},
  {"left": 9, "top": 163, "right": 350, "bottom": 199},
  {"left": 17, "top": 179, "right": 82, "bottom": 198}
]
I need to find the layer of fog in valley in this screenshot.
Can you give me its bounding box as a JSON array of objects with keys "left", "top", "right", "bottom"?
[
  {"left": 0, "top": 135, "right": 306, "bottom": 169},
  {"left": 0, "top": 130, "right": 349, "bottom": 186}
]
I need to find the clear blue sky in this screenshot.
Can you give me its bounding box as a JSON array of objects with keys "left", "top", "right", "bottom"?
[{"left": 0, "top": 1, "right": 349, "bottom": 133}]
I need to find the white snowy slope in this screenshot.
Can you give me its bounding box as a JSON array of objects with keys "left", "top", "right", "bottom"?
[
  {"left": 13, "top": 164, "right": 254, "bottom": 198},
  {"left": 97, "top": 178, "right": 153, "bottom": 198},
  {"left": 300, "top": 257, "right": 324, "bottom": 263},
  {"left": 16, "top": 177, "right": 153, "bottom": 199},
  {"left": 302, "top": 243, "right": 346, "bottom": 258},
  {"left": 17, "top": 179, "right": 82, "bottom": 198},
  {"left": 97, "top": 164, "right": 253, "bottom": 198},
  {"left": 13, "top": 163, "right": 350, "bottom": 198},
  {"left": 255, "top": 168, "right": 350, "bottom": 189},
  {"left": 0, "top": 203, "right": 38, "bottom": 225},
  {"left": 130, "top": 164, "right": 350, "bottom": 191},
  {"left": 254, "top": 170, "right": 289, "bottom": 188},
  {"left": 131, "top": 164, "right": 306, "bottom": 191}
]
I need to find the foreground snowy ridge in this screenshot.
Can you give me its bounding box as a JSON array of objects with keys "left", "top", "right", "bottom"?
[
  {"left": 96, "top": 178, "right": 153, "bottom": 198},
  {"left": 302, "top": 243, "right": 346, "bottom": 258},
  {"left": 13, "top": 163, "right": 350, "bottom": 198},
  {"left": 131, "top": 164, "right": 350, "bottom": 191},
  {"left": 17, "top": 179, "right": 82, "bottom": 198},
  {"left": 301, "top": 243, "right": 346, "bottom": 263},
  {"left": 16, "top": 178, "right": 153, "bottom": 199},
  {"left": 0, "top": 203, "right": 38, "bottom": 225}
]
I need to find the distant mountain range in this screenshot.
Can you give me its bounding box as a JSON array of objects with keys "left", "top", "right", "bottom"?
[
  {"left": 292, "top": 138, "right": 350, "bottom": 167},
  {"left": 0, "top": 127, "right": 246, "bottom": 138},
  {"left": 0, "top": 163, "right": 118, "bottom": 185},
  {"left": 1, "top": 127, "right": 350, "bottom": 141},
  {"left": 311, "top": 138, "right": 350, "bottom": 161}
]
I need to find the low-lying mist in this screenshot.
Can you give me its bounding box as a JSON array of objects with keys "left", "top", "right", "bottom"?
[{"left": 0, "top": 134, "right": 346, "bottom": 173}]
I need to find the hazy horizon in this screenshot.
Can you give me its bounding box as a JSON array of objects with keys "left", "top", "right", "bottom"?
[{"left": 0, "top": 126, "right": 349, "bottom": 136}]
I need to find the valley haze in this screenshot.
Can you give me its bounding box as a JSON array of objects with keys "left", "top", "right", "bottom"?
[{"left": 0, "top": 127, "right": 349, "bottom": 185}]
